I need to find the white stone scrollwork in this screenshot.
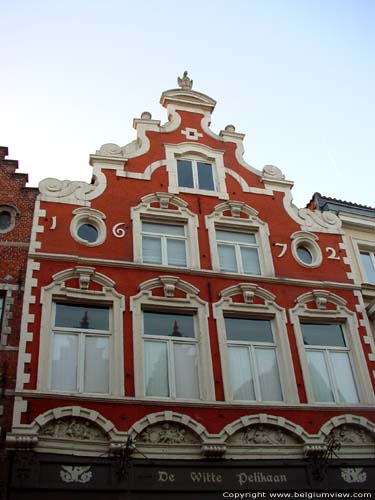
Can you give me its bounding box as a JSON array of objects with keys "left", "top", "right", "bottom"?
[
  {"left": 112, "top": 222, "right": 126, "bottom": 238},
  {"left": 262, "top": 165, "right": 285, "bottom": 181},
  {"left": 39, "top": 178, "right": 96, "bottom": 199},
  {"left": 60, "top": 466, "right": 93, "bottom": 484},
  {"left": 341, "top": 468, "right": 367, "bottom": 483},
  {"left": 97, "top": 140, "right": 140, "bottom": 158},
  {"left": 297, "top": 208, "right": 342, "bottom": 231},
  {"left": 136, "top": 423, "right": 199, "bottom": 445}
]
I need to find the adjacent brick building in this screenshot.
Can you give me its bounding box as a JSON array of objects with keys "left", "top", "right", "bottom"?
[
  {"left": 0, "top": 147, "right": 38, "bottom": 498},
  {"left": 6, "top": 76, "right": 375, "bottom": 498}
]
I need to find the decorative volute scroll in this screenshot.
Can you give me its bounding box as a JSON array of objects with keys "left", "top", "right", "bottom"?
[
  {"left": 136, "top": 423, "right": 200, "bottom": 445},
  {"left": 39, "top": 172, "right": 107, "bottom": 206},
  {"left": 261, "top": 164, "right": 286, "bottom": 181}
]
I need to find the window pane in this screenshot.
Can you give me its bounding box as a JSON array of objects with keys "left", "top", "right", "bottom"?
[
  {"left": 330, "top": 352, "right": 359, "bottom": 403},
  {"left": 167, "top": 239, "right": 187, "bottom": 267},
  {"left": 77, "top": 223, "right": 98, "bottom": 243},
  {"left": 143, "top": 222, "right": 184, "bottom": 236},
  {"left": 256, "top": 348, "right": 283, "bottom": 401},
  {"left": 306, "top": 351, "right": 334, "bottom": 402},
  {"left": 360, "top": 252, "right": 375, "bottom": 284},
  {"left": 197, "top": 162, "right": 214, "bottom": 190},
  {"left": 177, "top": 159, "right": 194, "bottom": 188},
  {"left": 174, "top": 343, "right": 199, "bottom": 398},
  {"left": 302, "top": 323, "right": 346, "bottom": 347},
  {"left": 55, "top": 304, "right": 109, "bottom": 330},
  {"left": 241, "top": 246, "right": 261, "bottom": 274},
  {"left": 228, "top": 346, "right": 255, "bottom": 400},
  {"left": 225, "top": 318, "right": 273, "bottom": 343},
  {"left": 218, "top": 244, "right": 238, "bottom": 272},
  {"left": 217, "top": 230, "right": 256, "bottom": 244},
  {"left": 84, "top": 337, "right": 109, "bottom": 393},
  {"left": 0, "top": 211, "right": 11, "bottom": 230},
  {"left": 297, "top": 246, "right": 313, "bottom": 264},
  {"left": 144, "top": 340, "right": 169, "bottom": 397},
  {"left": 142, "top": 236, "right": 162, "bottom": 264},
  {"left": 51, "top": 333, "right": 78, "bottom": 391},
  {"left": 144, "top": 312, "right": 195, "bottom": 338},
  {"left": 0, "top": 295, "right": 4, "bottom": 323}
]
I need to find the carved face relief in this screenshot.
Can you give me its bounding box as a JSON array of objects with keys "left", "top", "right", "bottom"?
[
  {"left": 136, "top": 422, "right": 200, "bottom": 445},
  {"left": 329, "top": 425, "right": 375, "bottom": 445},
  {"left": 229, "top": 425, "right": 300, "bottom": 446},
  {"left": 39, "top": 417, "right": 108, "bottom": 441}
]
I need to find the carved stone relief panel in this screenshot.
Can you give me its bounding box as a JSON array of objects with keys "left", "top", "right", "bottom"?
[
  {"left": 39, "top": 417, "right": 108, "bottom": 442},
  {"left": 136, "top": 422, "right": 200, "bottom": 445},
  {"left": 228, "top": 425, "right": 300, "bottom": 446},
  {"left": 328, "top": 425, "right": 375, "bottom": 445}
]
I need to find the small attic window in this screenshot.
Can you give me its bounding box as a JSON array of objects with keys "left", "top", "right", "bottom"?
[
  {"left": 177, "top": 159, "right": 215, "bottom": 191},
  {"left": 0, "top": 205, "right": 18, "bottom": 234}
]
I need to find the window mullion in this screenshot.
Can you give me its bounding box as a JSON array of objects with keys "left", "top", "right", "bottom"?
[
  {"left": 161, "top": 236, "right": 168, "bottom": 265},
  {"left": 235, "top": 244, "right": 242, "bottom": 273},
  {"left": 192, "top": 161, "right": 199, "bottom": 189}
]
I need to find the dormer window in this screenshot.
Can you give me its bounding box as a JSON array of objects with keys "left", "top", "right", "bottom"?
[{"left": 177, "top": 159, "right": 215, "bottom": 191}]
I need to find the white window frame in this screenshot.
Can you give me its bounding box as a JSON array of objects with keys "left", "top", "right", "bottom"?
[
  {"left": 37, "top": 266, "right": 125, "bottom": 397},
  {"left": 290, "top": 231, "right": 323, "bottom": 268},
  {"left": 142, "top": 310, "right": 200, "bottom": 399},
  {"left": 70, "top": 207, "right": 107, "bottom": 247},
  {"left": 130, "top": 276, "right": 215, "bottom": 402},
  {"left": 351, "top": 238, "right": 375, "bottom": 286},
  {"left": 141, "top": 221, "right": 188, "bottom": 267},
  {"left": 131, "top": 193, "right": 200, "bottom": 269},
  {"left": 216, "top": 228, "right": 261, "bottom": 275},
  {"left": 206, "top": 201, "right": 275, "bottom": 277},
  {"left": 301, "top": 322, "right": 359, "bottom": 403},
  {"left": 165, "top": 143, "right": 228, "bottom": 199},
  {"left": 49, "top": 302, "right": 112, "bottom": 394},
  {"left": 289, "top": 291, "right": 375, "bottom": 405},
  {"left": 176, "top": 158, "right": 215, "bottom": 191},
  {"left": 213, "top": 283, "right": 299, "bottom": 404}
]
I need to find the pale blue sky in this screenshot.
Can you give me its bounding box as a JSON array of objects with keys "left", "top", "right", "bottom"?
[{"left": 1, "top": 0, "right": 374, "bottom": 208}]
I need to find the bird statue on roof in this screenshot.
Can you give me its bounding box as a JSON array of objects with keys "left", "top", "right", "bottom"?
[{"left": 177, "top": 71, "right": 193, "bottom": 90}]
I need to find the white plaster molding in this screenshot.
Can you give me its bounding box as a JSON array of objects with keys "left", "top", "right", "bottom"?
[
  {"left": 130, "top": 411, "right": 206, "bottom": 437},
  {"left": 130, "top": 277, "right": 214, "bottom": 401},
  {"left": 222, "top": 414, "right": 306, "bottom": 441},
  {"left": 39, "top": 170, "right": 107, "bottom": 206},
  {"left": 289, "top": 292, "right": 375, "bottom": 404},
  {"left": 213, "top": 284, "right": 299, "bottom": 404},
  {"left": 205, "top": 201, "right": 275, "bottom": 277},
  {"left": 37, "top": 266, "right": 125, "bottom": 397}
]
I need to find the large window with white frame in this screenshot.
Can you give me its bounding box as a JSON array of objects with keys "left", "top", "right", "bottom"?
[
  {"left": 225, "top": 316, "right": 283, "bottom": 402},
  {"left": 141, "top": 221, "right": 187, "bottom": 267},
  {"left": 216, "top": 229, "right": 261, "bottom": 275},
  {"left": 359, "top": 251, "right": 375, "bottom": 285},
  {"left": 50, "top": 303, "right": 111, "bottom": 394},
  {"left": 301, "top": 322, "right": 359, "bottom": 404},
  {"left": 143, "top": 310, "right": 200, "bottom": 399}
]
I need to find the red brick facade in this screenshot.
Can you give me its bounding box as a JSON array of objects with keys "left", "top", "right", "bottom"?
[
  {"left": 0, "top": 146, "right": 37, "bottom": 496},
  {"left": 6, "top": 79, "right": 375, "bottom": 497}
]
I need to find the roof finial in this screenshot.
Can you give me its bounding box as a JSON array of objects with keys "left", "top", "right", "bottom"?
[{"left": 177, "top": 70, "right": 193, "bottom": 90}]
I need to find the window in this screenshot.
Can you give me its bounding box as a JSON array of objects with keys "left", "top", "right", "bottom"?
[
  {"left": 0, "top": 293, "right": 4, "bottom": 328},
  {"left": 213, "top": 284, "right": 299, "bottom": 404},
  {"left": 131, "top": 193, "right": 200, "bottom": 269},
  {"left": 206, "top": 202, "right": 274, "bottom": 277},
  {"left": 142, "top": 222, "right": 187, "bottom": 267},
  {"left": 0, "top": 205, "right": 18, "bottom": 234},
  {"left": 177, "top": 159, "right": 215, "bottom": 191},
  {"left": 216, "top": 229, "right": 261, "bottom": 275},
  {"left": 291, "top": 231, "right": 322, "bottom": 268},
  {"left": 143, "top": 311, "right": 199, "bottom": 399},
  {"left": 165, "top": 143, "right": 228, "bottom": 199},
  {"left": 70, "top": 207, "right": 106, "bottom": 246},
  {"left": 50, "top": 303, "right": 111, "bottom": 394},
  {"left": 301, "top": 323, "right": 359, "bottom": 403},
  {"left": 289, "top": 290, "right": 375, "bottom": 405},
  {"left": 225, "top": 317, "right": 283, "bottom": 402},
  {"left": 360, "top": 251, "right": 375, "bottom": 284},
  {"left": 130, "top": 276, "right": 215, "bottom": 401}
]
